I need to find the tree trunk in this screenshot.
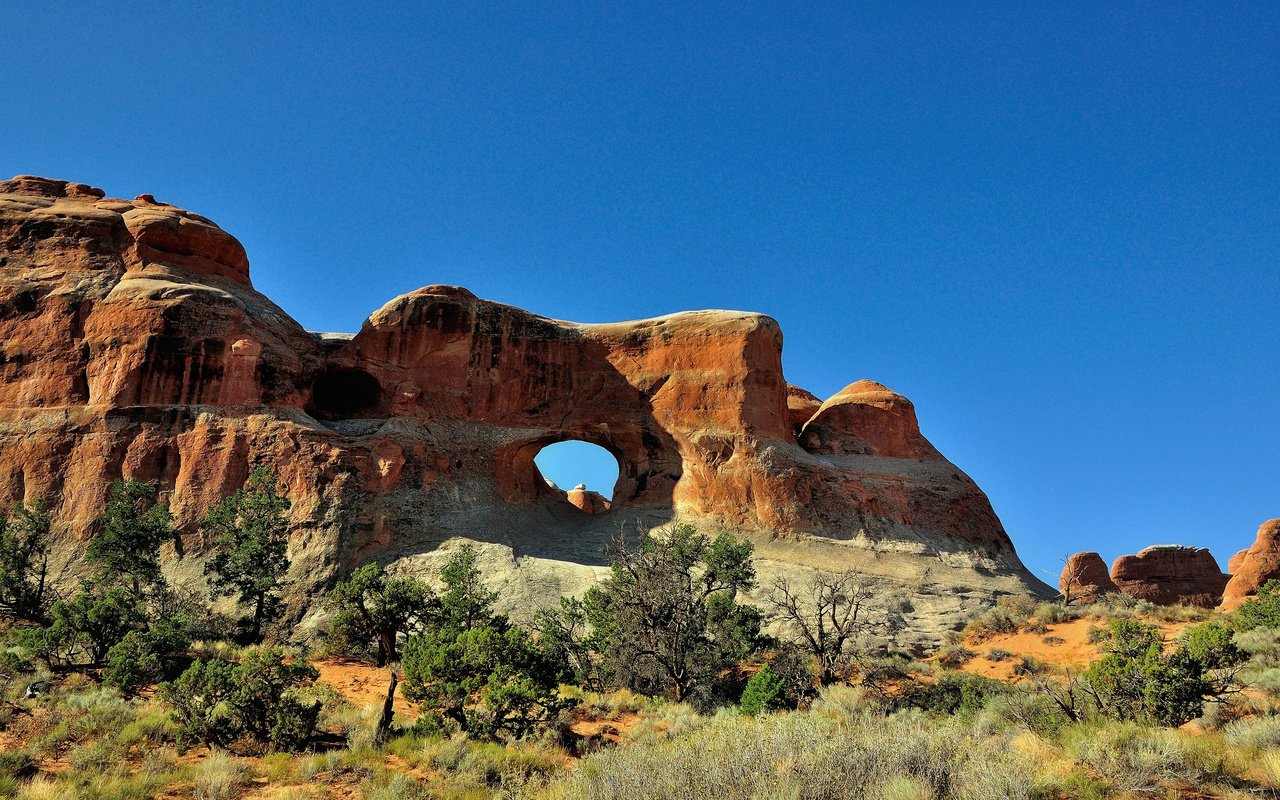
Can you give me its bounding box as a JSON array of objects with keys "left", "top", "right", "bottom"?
[{"left": 375, "top": 670, "right": 398, "bottom": 746}]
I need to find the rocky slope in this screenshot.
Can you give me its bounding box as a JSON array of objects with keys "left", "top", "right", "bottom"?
[{"left": 0, "top": 175, "right": 1051, "bottom": 647}]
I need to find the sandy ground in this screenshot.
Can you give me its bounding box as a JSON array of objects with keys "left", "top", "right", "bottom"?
[
  {"left": 313, "top": 659, "right": 417, "bottom": 718},
  {"left": 955, "top": 616, "right": 1191, "bottom": 682}
]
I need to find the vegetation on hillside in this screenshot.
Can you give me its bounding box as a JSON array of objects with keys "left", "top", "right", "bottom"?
[{"left": 0, "top": 481, "right": 1279, "bottom": 799}]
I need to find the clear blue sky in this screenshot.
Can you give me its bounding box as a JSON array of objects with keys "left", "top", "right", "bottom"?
[{"left": 4, "top": 3, "right": 1277, "bottom": 583}]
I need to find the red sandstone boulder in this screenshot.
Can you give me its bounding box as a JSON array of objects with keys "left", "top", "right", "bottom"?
[
  {"left": 799, "top": 380, "right": 943, "bottom": 459},
  {"left": 1109, "top": 546, "right": 1229, "bottom": 608},
  {"left": 1221, "top": 519, "right": 1280, "bottom": 610},
  {"left": 1059, "top": 552, "right": 1120, "bottom": 604}
]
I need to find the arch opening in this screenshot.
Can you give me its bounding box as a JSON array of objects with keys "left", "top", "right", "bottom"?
[
  {"left": 533, "top": 440, "right": 620, "bottom": 514},
  {"left": 308, "top": 367, "right": 383, "bottom": 420}
]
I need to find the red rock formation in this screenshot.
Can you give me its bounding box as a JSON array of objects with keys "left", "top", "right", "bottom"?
[
  {"left": 566, "top": 484, "right": 610, "bottom": 515},
  {"left": 799, "top": 381, "right": 942, "bottom": 459},
  {"left": 1221, "top": 519, "right": 1280, "bottom": 610},
  {"left": 0, "top": 176, "right": 1049, "bottom": 643},
  {"left": 1059, "top": 552, "right": 1119, "bottom": 604},
  {"left": 1228, "top": 549, "right": 1250, "bottom": 576},
  {"left": 1109, "top": 546, "right": 1229, "bottom": 608},
  {"left": 786, "top": 384, "right": 822, "bottom": 436}
]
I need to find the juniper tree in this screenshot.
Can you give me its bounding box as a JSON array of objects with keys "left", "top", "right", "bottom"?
[
  {"left": 202, "top": 467, "right": 292, "bottom": 642},
  {"left": 0, "top": 502, "right": 53, "bottom": 623},
  {"left": 584, "top": 524, "right": 762, "bottom": 704},
  {"left": 87, "top": 479, "right": 174, "bottom": 598}
]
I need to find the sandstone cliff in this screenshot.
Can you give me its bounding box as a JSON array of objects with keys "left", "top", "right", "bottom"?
[{"left": 0, "top": 176, "right": 1051, "bottom": 647}]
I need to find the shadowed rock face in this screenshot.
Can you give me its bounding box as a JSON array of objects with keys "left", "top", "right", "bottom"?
[
  {"left": 0, "top": 176, "right": 1051, "bottom": 647},
  {"left": 1059, "top": 552, "right": 1119, "bottom": 604},
  {"left": 1221, "top": 519, "right": 1280, "bottom": 610},
  {"left": 1110, "top": 546, "right": 1229, "bottom": 608}
]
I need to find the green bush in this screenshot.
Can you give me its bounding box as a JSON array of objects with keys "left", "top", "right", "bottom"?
[
  {"left": 401, "top": 545, "right": 565, "bottom": 741},
  {"left": 900, "top": 672, "right": 1005, "bottom": 716},
  {"left": 738, "top": 664, "right": 786, "bottom": 716},
  {"left": 1080, "top": 619, "right": 1245, "bottom": 727},
  {"left": 584, "top": 524, "right": 761, "bottom": 706},
  {"left": 103, "top": 617, "right": 191, "bottom": 693},
  {"left": 1236, "top": 580, "right": 1280, "bottom": 631},
  {"left": 935, "top": 645, "right": 974, "bottom": 668},
  {"left": 201, "top": 467, "right": 292, "bottom": 643},
  {"left": 163, "top": 646, "right": 320, "bottom": 751},
  {"left": 0, "top": 502, "right": 53, "bottom": 624}
]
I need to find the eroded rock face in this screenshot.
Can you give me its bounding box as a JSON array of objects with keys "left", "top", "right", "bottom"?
[
  {"left": 1109, "top": 546, "right": 1229, "bottom": 608},
  {"left": 1059, "top": 552, "right": 1119, "bottom": 604},
  {"left": 0, "top": 176, "right": 1051, "bottom": 647},
  {"left": 1221, "top": 519, "right": 1280, "bottom": 610}
]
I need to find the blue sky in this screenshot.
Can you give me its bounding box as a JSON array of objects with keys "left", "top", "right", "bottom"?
[{"left": 3, "top": 3, "right": 1277, "bottom": 583}]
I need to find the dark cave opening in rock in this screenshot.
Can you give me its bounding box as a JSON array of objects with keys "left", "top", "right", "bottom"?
[
  {"left": 533, "top": 440, "right": 621, "bottom": 514},
  {"left": 308, "top": 367, "right": 383, "bottom": 420}
]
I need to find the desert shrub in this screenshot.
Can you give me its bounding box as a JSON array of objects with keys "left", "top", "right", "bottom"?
[
  {"left": 1081, "top": 619, "right": 1246, "bottom": 727},
  {"left": 1087, "top": 593, "right": 1142, "bottom": 618},
  {"left": 194, "top": 750, "right": 249, "bottom": 800},
  {"left": 934, "top": 645, "right": 974, "bottom": 668},
  {"left": 542, "top": 710, "right": 1039, "bottom": 800},
  {"left": 899, "top": 672, "right": 1005, "bottom": 717},
  {"left": 986, "top": 648, "right": 1012, "bottom": 662},
  {"left": 359, "top": 772, "right": 432, "bottom": 800},
  {"left": 1237, "top": 580, "right": 1280, "bottom": 631},
  {"left": 810, "top": 684, "right": 881, "bottom": 718},
  {"left": 1034, "top": 602, "right": 1080, "bottom": 625},
  {"left": 1013, "top": 655, "right": 1046, "bottom": 677},
  {"left": 961, "top": 606, "right": 1022, "bottom": 643},
  {"left": 163, "top": 646, "right": 320, "bottom": 751},
  {"left": 1223, "top": 714, "right": 1280, "bottom": 750},
  {"left": 879, "top": 776, "right": 933, "bottom": 800},
  {"left": 1064, "top": 722, "right": 1221, "bottom": 795},
  {"left": 986, "top": 688, "right": 1069, "bottom": 736},
  {"left": 738, "top": 664, "right": 786, "bottom": 716}
]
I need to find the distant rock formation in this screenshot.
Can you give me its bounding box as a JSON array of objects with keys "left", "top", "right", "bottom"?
[
  {"left": 566, "top": 484, "right": 610, "bottom": 515},
  {"left": 0, "top": 175, "right": 1051, "bottom": 646},
  {"left": 1221, "top": 519, "right": 1280, "bottom": 610},
  {"left": 1109, "top": 546, "right": 1228, "bottom": 608},
  {"left": 1058, "top": 552, "right": 1119, "bottom": 604}
]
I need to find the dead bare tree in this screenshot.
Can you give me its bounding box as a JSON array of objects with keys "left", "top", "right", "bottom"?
[
  {"left": 765, "top": 570, "right": 889, "bottom": 684},
  {"left": 1058, "top": 551, "right": 1084, "bottom": 606}
]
